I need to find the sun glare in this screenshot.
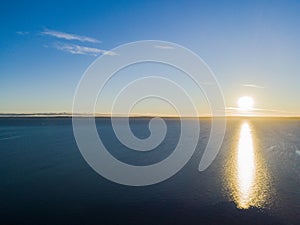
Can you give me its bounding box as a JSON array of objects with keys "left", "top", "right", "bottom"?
[{"left": 237, "top": 96, "right": 254, "bottom": 111}]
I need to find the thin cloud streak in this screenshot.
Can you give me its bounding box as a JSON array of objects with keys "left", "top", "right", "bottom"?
[
  {"left": 242, "top": 84, "right": 265, "bottom": 89},
  {"left": 154, "top": 45, "right": 174, "bottom": 50},
  {"left": 53, "top": 43, "right": 117, "bottom": 56},
  {"left": 41, "top": 28, "right": 101, "bottom": 43},
  {"left": 16, "top": 31, "right": 29, "bottom": 35},
  {"left": 225, "top": 106, "right": 299, "bottom": 116}
]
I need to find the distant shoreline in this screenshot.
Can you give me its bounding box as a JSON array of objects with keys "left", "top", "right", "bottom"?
[{"left": 0, "top": 114, "right": 300, "bottom": 119}]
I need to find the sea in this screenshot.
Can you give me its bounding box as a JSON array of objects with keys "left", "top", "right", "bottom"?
[{"left": 0, "top": 117, "right": 300, "bottom": 225}]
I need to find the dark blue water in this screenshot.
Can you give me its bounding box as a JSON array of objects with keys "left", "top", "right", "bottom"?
[{"left": 0, "top": 117, "right": 300, "bottom": 224}]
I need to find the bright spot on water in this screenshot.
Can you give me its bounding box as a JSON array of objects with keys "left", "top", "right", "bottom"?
[{"left": 225, "top": 121, "right": 270, "bottom": 209}]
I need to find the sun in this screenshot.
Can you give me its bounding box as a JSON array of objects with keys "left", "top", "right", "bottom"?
[{"left": 237, "top": 96, "right": 254, "bottom": 111}]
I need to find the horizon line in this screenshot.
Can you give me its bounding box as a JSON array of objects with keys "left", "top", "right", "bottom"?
[{"left": 0, "top": 112, "right": 300, "bottom": 119}]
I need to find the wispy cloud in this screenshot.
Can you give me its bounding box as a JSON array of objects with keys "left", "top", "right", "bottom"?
[
  {"left": 154, "top": 45, "right": 174, "bottom": 50},
  {"left": 54, "top": 43, "right": 117, "bottom": 56},
  {"left": 41, "top": 28, "right": 101, "bottom": 43},
  {"left": 241, "top": 83, "right": 265, "bottom": 89},
  {"left": 16, "top": 31, "right": 29, "bottom": 35},
  {"left": 225, "top": 106, "right": 299, "bottom": 116}
]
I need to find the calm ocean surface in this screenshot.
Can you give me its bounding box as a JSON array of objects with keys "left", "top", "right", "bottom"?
[{"left": 0, "top": 117, "right": 300, "bottom": 224}]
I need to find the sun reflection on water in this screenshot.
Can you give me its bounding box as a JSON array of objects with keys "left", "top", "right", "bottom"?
[
  {"left": 225, "top": 121, "right": 270, "bottom": 209},
  {"left": 237, "top": 123, "right": 255, "bottom": 208}
]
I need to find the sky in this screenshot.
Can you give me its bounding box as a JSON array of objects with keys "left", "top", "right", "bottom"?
[{"left": 1, "top": 0, "right": 300, "bottom": 116}]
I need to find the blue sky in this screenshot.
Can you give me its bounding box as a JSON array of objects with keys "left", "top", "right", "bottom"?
[{"left": 1, "top": 0, "right": 300, "bottom": 115}]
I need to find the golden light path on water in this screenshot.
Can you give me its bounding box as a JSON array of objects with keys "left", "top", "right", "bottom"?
[
  {"left": 225, "top": 121, "right": 270, "bottom": 209},
  {"left": 237, "top": 123, "right": 255, "bottom": 208}
]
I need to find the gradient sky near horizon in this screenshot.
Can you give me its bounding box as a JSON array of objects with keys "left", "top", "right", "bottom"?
[{"left": 1, "top": 0, "right": 300, "bottom": 116}]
